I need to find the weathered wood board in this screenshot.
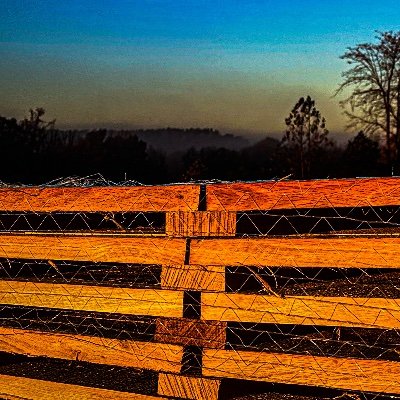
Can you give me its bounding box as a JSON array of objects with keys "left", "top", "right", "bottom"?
[
  {"left": 203, "top": 349, "right": 400, "bottom": 394},
  {"left": 202, "top": 293, "right": 400, "bottom": 329},
  {"left": 158, "top": 373, "right": 220, "bottom": 400},
  {"left": 206, "top": 178, "right": 400, "bottom": 211},
  {"left": 155, "top": 318, "right": 226, "bottom": 348},
  {"left": 161, "top": 265, "right": 225, "bottom": 291},
  {"left": 190, "top": 237, "right": 400, "bottom": 268},
  {"left": 0, "top": 327, "right": 183, "bottom": 373},
  {"left": 0, "top": 185, "right": 200, "bottom": 212},
  {"left": 0, "top": 374, "right": 165, "bottom": 400},
  {"left": 0, "top": 234, "right": 186, "bottom": 264},
  {"left": 0, "top": 280, "right": 184, "bottom": 318},
  {"left": 166, "top": 211, "right": 236, "bottom": 237}
]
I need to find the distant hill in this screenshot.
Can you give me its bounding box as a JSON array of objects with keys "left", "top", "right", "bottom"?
[
  {"left": 60, "top": 127, "right": 250, "bottom": 154},
  {"left": 244, "top": 136, "right": 280, "bottom": 155},
  {"left": 118, "top": 128, "right": 250, "bottom": 153}
]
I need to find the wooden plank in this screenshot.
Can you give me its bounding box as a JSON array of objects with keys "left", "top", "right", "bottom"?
[
  {"left": 166, "top": 211, "right": 236, "bottom": 237},
  {"left": 0, "top": 374, "right": 165, "bottom": 400},
  {"left": 158, "top": 373, "right": 220, "bottom": 400},
  {"left": 0, "top": 281, "right": 183, "bottom": 318},
  {"left": 0, "top": 185, "right": 200, "bottom": 212},
  {"left": 206, "top": 178, "right": 400, "bottom": 211},
  {"left": 0, "top": 327, "right": 183, "bottom": 373},
  {"left": 155, "top": 318, "right": 226, "bottom": 348},
  {"left": 161, "top": 265, "right": 225, "bottom": 291},
  {"left": 0, "top": 234, "right": 185, "bottom": 264},
  {"left": 202, "top": 293, "right": 400, "bottom": 329},
  {"left": 203, "top": 349, "right": 400, "bottom": 394},
  {"left": 190, "top": 237, "right": 400, "bottom": 268}
]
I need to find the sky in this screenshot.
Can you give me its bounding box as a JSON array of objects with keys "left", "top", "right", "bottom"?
[{"left": 1, "top": 1, "right": 400, "bottom": 139}]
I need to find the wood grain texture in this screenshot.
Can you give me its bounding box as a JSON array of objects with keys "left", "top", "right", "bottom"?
[
  {"left": 190, "top": 237, "right": 400, "bottom": 268},
  {"left": 202, "top": 293, "right": 400, "bottom": 329},
  {"left": 203, "top": 349, "right": 400, "bottom": 394},
  {"left": 166, "top": 211, "right": 236, "bottom": 237},
  {"left": 0, "top": 234, "right": 186, "bottom": 264},
  {"left": 158, "top": 373, "right": 220, "bottom": 400},
  {"left": 206, "top": 178, "right": 400, "bottom": 211},
  {"left": 0, "top": 281, "right": 183, "bottom": 318},
  {"left": 0, "top": 374, "right": 166, "bottom": 400},
  {"left": 155, "top": 318, "right": 226, "bottom": 348},
  {"left": 0, "top": 185, "right": 200, "bottom": 212},
  {"left": 0, "top": 327, "right": 183, "bottom": 373},
  {"left": 161, "top": 265, "right": 225, "bottom": 291}
]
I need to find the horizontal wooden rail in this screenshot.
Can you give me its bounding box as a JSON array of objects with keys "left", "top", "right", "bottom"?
[
  {"left": 206, "top": 178, "right": 400, "bottom": 211},
  {"left": 0, "top": 281, "right": 183, "bottom": 318},
  {"left": 3, "top": 178, "right": 400, "bottom": 213},
  {"left": 202, "top": 293, "right": 400, "bottom": 329},
  {"left": 0, "top": 234, "right": 186, "bottom": 264},
  {"left": 0, "top": 185, "right": 200, "bottom": 212},
  {"left": 190, "top": 237, "right": 400, "bottom": 268},
  {"left": 0, "top": 327, "right": 183, "bottom": 373},
  {"left": 203, "top": 349, "right": 400, "bottom": 394},
  {"left": 0, "top": 374, "right": 165, "bottom": 400}
]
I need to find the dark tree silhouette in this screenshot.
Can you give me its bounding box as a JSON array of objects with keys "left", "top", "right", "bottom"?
[
  {"left": 0, "top": 107, "right": 390, "bottom": 183},
  {"left": 182, "top": 147, "right": 241, "bottom": 181},
  {"left": 21, "top": 107, "right": 56, "bottom": 131},
  {"left": 281, "top": 96, "right": 331, "bottom": 178},
  {"left": 240, "top": 137, "right": 279, "bottom": 180},
  {"left": 343, "top": 131, "right": 381, "bottom": 177},
  {"left": 336, "top": 31, "right": 400, "bottom": 169},
  {"left": 20, "top": 107, "right": 56, "bottom": 153}
]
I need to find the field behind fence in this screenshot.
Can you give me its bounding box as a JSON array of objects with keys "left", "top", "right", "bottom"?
[{"left": 1, "top": 178, "right": 400, "bottom": 399}]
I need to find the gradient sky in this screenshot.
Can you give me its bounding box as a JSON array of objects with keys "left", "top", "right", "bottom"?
[{"left": 1, "top": 1, "right": 400, "bottom": 138}]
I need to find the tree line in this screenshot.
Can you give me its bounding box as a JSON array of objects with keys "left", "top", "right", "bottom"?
[
  {"left": 0, "top": 107, "right": 383, "bottom": 184},
  {"left": 1, "top": 30, "right": 399, "bottom": 184}
]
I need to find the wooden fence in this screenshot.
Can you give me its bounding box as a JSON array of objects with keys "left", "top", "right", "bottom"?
[{"left": 0, "top": 178, "right": 400, "bottom": 399}]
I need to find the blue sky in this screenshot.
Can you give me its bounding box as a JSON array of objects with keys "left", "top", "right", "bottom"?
[{"left": 2, "top": 0, "right": 400, "bottom": 137}]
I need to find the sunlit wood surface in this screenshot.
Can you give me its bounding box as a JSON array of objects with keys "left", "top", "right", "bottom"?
[
  {"left": 161, "top": 265, "right": 225, "bottom": 291},
  {"left": 2, "top": 179, "right": 400, "bottom": 399},
  {"left": 166, "top": 211, "right": 236, "bottom": 237},
  {"left": 202, "top": 292, "right": 400, "bottom": 329},
  {"left": 0, "top": 280, "right": 183, "bottom": 318},
  {"left": 0, "top": 185, "right": 200, "bottom": 212},
  {"left": 0, "top": 234, "right": 186, "bottom": 264},
  {"left": 0, "top": 374, "right": 166, "bottom": 400},
  {"left": 203, "top": 349, "right": 400, "bottom": 393},
  {"left": 0, "top": 327, "right": 183, "bottom": 373},
  {"left": 157, "top": 373, "right": 220, "bottom": 400},
  {"left": 190, "top": 237, "right": 400, "bottom": 268},
  {"left": 206, "top": 178, "right": 400, "bottom": 210}
]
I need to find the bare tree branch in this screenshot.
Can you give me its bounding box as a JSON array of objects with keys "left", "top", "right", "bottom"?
[{"left": 336, "top": 31, "right": 400, "bottom": 165}]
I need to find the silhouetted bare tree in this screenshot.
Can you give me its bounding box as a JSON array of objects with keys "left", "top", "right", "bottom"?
[{"left": 336, "top": 31, "right": 400, "bottom": 168}]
